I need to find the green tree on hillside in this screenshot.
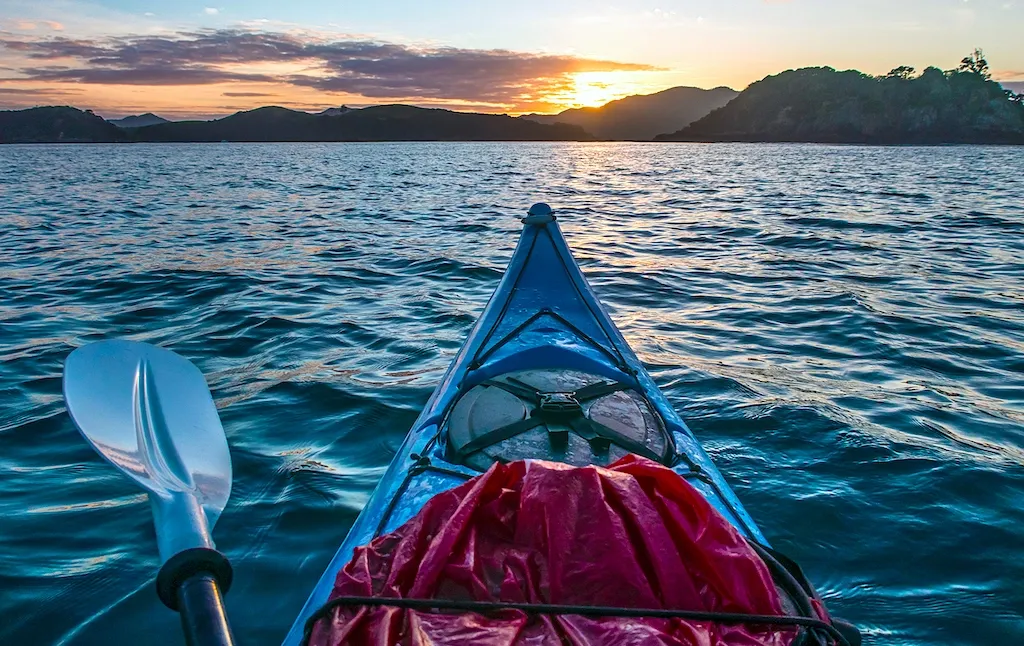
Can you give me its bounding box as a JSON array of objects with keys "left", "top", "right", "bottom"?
[
  {"left": 886, "top": 66, "right": 916, "bottom": 80},
  {"left": 956, "top": 48, "right": 991, "bottom": 79}
]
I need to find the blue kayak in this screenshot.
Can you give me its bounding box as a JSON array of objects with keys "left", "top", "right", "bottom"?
[{"left": 282, "top": 203, "right": 806, "bottom": 645}]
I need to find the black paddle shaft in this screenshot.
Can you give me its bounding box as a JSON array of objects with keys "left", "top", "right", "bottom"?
[
  {"left": 176, "top": 573, "right": 235, "bottom": 646},
  {"left": 157, "top": 548, "right": 236, "bottom": 646}
]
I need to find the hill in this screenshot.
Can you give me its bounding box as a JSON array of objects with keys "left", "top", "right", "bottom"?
[
  {"left": 521, "top": 86, "right": 737, "bottom": 140},
  {"left": 0, "top": 104, "right": 592, "bottom": 143},
  {"left": 108, "top": 113, "right": 170, "bottom": 128},
  {"left": 0, "top": 106, "right": 125, "bottom": 143},
  {"left": 132, "top": 105, "right": 593, "bottom": 142},
  {"left": 656, "top": 66, "right": 1024, "bottom": 144}
]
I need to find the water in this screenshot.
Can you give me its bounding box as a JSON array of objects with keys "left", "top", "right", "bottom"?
[{"left": 1, "top": 142, "right": 1022, "bottom": 645}]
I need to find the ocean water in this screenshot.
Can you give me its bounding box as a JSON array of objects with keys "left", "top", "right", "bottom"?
[{"left": 1, "top": 142, "right": 1022, "bottom": 645}]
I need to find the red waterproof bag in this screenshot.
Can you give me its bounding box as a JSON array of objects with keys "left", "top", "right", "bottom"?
[{"left": 308, "top": 456, "right": 803, "bottom": 645}]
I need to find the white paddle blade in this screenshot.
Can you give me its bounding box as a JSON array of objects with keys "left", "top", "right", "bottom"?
[{"left": 63, "top": 340, "right": 232, "bottom": 558}]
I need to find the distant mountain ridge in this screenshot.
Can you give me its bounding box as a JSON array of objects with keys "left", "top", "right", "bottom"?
[
  {"left": 521, "top": 86, "right": 737, "bottom": 140},
  {"left": 133, "top": 104, "right": 591, "bottom": 141},
  {"left": 0, "top": 104, "right": 592, "bottom": 143},
  {"left": 108, "top": 113, "right": 170, "bottom": 128},
  {"left": 657, "top": 66, "right": 1024, "bottom": 144},
  {"left": 319, "top": 106, "right": 354, "bottom": 116}
]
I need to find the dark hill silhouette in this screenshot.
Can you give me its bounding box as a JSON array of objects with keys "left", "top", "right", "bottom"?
[
  {"left": 0, "top": 104, "right": 592, "bottom": 143},
  {"left": 657, "top": 66, "right": 1024, "bottom": 144},
  {"left": 108, "top": 113, "right": 170, "bottom": 128},
  {"left": 0, "top": 106, "right": 125, "bottom": 143},
  {"left": 133, "top": 105, "right": 593, "bottom": 142},
  {"left": 521, "top": 86, "right": 737, "bottom": 140}
]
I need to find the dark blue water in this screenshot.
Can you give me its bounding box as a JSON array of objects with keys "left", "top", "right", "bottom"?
[{"left": 1, "top": 143, "right": 1022, "bottom": 645}]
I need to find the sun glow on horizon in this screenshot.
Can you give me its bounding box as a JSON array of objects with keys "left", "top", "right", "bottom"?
[
  {"left": 566, "top": 72, "right": 628, "bottom": 109},
  {"left": 546, "top": 71, "right": 676, "bottom": 112}
]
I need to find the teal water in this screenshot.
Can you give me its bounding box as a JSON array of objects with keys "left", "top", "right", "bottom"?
[{"left": 1, "top": 142, "right": 1022, "bottom": 645}]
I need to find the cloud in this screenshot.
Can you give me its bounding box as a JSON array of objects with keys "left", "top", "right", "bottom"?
[
  {"left": 20, "top": 66, "right": 275, "bottom": 85},
  {"left": 0, "top": 29, "right": 656, "bottom": 109},
  {"left": 0, "top": 86, "right": 78, "bottom": 95},
  {"left": 204, "top": 8, "right": 219, "bottom": 16},
  {"left": 222, "top": 91, "right": 273, "bottom": 97}
]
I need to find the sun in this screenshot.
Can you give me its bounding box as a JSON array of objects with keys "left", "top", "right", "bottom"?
[
  {"left": 549, "top": 70, "right": 671, "bottom": 111},
  {"left": 568, "top": 72, "right": 629, "bottom": 108}
]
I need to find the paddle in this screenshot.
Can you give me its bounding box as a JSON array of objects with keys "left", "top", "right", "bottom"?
[{"left": 63, "top": 340, "right": 236, "bottom": 646}]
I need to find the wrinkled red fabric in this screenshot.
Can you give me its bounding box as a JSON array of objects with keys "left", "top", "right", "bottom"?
[{"left": 309, "top": 455, "right": 798, "bottom": 646}]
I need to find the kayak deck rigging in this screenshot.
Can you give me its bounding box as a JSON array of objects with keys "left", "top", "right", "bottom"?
[
  {"left": 282, "top": 205, "right": 765, "bottom": 646},
  {"left": 446, "top": 368, "right": 674, "bottom": 468}
]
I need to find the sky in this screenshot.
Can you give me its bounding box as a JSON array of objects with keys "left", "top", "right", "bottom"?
[{"left": 0, "top": 0, "right": 1022, "bottom": 118}]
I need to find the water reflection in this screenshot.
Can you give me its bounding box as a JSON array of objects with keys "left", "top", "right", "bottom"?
[{"left": 1, "top": 142, "right": 1022, "bottom": 645}]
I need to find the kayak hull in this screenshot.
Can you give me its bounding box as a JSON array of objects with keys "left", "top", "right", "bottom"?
[{"left": 282, "top": 212, "right": 766, "bottom": 645}]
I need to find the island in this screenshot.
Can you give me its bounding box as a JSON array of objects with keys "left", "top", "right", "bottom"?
[{"left": 656, "top": 53, "right": 1024, "bottom": 145}]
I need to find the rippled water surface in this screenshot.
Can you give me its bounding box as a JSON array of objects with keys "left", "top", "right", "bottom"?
[{"left": 1, "top": 143, "right": 1023, "bottom": 645}]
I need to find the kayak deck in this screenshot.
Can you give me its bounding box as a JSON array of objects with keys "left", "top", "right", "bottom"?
[{"left": 282, "top": 207, "right": 765, "bottom": 645}]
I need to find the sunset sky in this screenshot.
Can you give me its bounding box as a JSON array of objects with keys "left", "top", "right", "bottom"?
[{"left": 1, "top": 0, "right": 1022, "bottom": 118}]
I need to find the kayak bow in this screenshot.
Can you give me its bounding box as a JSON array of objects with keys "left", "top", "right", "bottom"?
[{"left": 282, "top": 203, "right": 768, "bottom": 645}]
